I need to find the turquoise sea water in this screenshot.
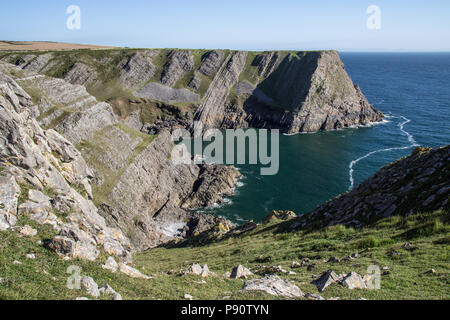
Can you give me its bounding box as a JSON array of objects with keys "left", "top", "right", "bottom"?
[{"left": 198, "top": 53, "right": 450, "bottom": 223}]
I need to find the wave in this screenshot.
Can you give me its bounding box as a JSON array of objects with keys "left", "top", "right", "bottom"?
[{"left": 348, "top": 115, "right": 420, "bottom": 190}]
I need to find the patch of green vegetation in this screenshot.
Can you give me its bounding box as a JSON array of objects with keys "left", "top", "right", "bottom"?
[
  {"left": 17, "top": 183, "right": 32, "bottom": 205},
  {"left": 239, "top": 51, "right": 261, "bottom": 85},
  {"left": 147, "top": 49, "right": 169, "bottom": 83},
  {"left": 0, "top": 210, "right": 448, "bottom": 300}
]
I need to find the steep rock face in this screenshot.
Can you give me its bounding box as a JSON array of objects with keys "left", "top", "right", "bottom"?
[
  {"left": 193, "top": 51, "right": 248, "bottom": 135},
  {"left": 160, "top": 50, "right": 194, "bottom": 87},
  {"left": 0, "top": 72, "right": 132, "bottom": 262},
  {"left": 118, "top": 50, "right": 158, "bottom": 89},
  {"left": 294, "top": 146, "right": 450, "bottom": 229},
  {"left": 63, "top": 62, "right": 98, "bottom": 86},
  {"left": 1, "top": 49, "right": 382, "bottom": 134},
  {"left": 0, "top": 64, "right": 118, "bottom": 145}
]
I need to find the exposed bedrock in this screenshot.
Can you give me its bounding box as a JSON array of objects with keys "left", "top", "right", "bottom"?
[{"left": 0, "top": 63, "right": 242, "bottom": 252}]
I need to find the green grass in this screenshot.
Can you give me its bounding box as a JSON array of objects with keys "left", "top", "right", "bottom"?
[
  {"left": 1, "top": 210, "right": 448, "bottom": 300},
  {"left": 76, "top": 124, "right": 156, "bottom": 206}
]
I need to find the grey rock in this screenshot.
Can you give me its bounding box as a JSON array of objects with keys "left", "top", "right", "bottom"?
[
  {"left": 294, "top": 145, "right": 449, "bottom": 229},
  {"left": 102, "top": 256, "right": 119, "bottom": 273},
  {"left": 118, "top": 50, "right": 158, "bottom": 89},
  {"left": 311, "top": 270, "right": 342, "bottom": 292},
  {"left": 230, "top": 265, "right": 253, "bottom": 279},
  {"left": 341, "top": 271, "right": 367, "bottom": 290},
  {"left": 240, "top": 275, "right": 303, "bottom": 298},
  {"left": 198, "top": 50, "right": 225, "bottom": 76},
  {"left": 64, "top": 62, "right": 98, "bottom": 86},
  {"left": 19, "top": 225, "right": 37, "bottom": 237},
  {"left": 0, "top": 176, "right": 20, "bottom": 231},
  {"left": 118, "top": 263, "right": 151, "bottom": 279},
  {"left": 304, "top": 292, "right": 325, "bottom": 300},
  {"left": 80, "top": 276, "right": 100, "bottom": 298},
  {"left": 193, "top": 51, "right": 248, "bottom": 135},
  {"left": 22, "top": 53, "right": 53, "bottom": 73},
  {"left": 134, "top": 82, "right": 200, "bottom": 104},
  {"left": 99, "top": 284, "right": 122, "bottom": 300},
  {"left": 28, "top": 189, "right": 51, "bottom": 205},
  {"left": 187, "top": 73, "right": 202, "bottom": 90},
  {"left": 161, "top": 50, "right": 194, "bottom": 86},
  {"left": 184, "top": 263, "right": 212, "bottom": 277}
]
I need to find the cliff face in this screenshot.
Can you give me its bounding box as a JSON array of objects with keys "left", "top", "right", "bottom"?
[
  {"left": 293, "top": 146, "right": 450, "bottom": 230},
  {"left": 0, "top": 49, "right": 382, "bottom": 134},
  {"left": 0, "top": 71, "right": 132, "bottom": 262},
  {"left": 221, "top": 51, "right": 383, "bottom": 133},
  {"left": 0, "top": 63, "right": 240, "bottom": 251}
]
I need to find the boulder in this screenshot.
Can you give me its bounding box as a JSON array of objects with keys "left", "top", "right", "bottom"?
[
  {"left": 341, "top": 272, "right": 367, "bottom": 290},
  {"left": 240, "top": 275, "right": 303, "bottom": 298},
  {"left": 19, "top": 225, "right": 37, "bottom": 237},
  {"left": 311, "top": 270, "right": 342, "bottom": 292},
  {"left": 184, "top": 263, "right": 212, "bottom": 277},
  {"left": 102, "top": 256, "right": 119, "bottom": 273},
  {"left": 230, "top": 265, "right": 253, "bottom": 279},
  {"left": 119, "top": 263, "right": 151, "bottom": 279},
  {"left": 80, "top": 276, "right": 100, "bottom": 298}
]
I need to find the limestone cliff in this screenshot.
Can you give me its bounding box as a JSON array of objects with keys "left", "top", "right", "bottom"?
[
  {"left": 0, "top": 49, "right": 382, "bottom": 134},
  {"left": 0, "top": 71, "right": 132, "bottom": 262},
  {"left": 0, "top": 63, "right": 241, "bottom": 251}
]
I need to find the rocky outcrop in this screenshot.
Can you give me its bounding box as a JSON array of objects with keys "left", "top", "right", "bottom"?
[
  {"left": 240, "top": 275, "right": 304, "bottom": 298},
  {"left": 198, "top": 50, "right": 225, "bottom": 76},
  {"left": 134, "top": 82, "right": 200, "bottom": 104},
  {"left": 0, "top": 63, "right": 242, "bottom": 253},
  {"left": 118, "top": 50, "right": 158, "bottom": 89},
  {"left": 293, "top": 146, "right": 450, "bottom": 230},
  {"left": 63, "top": 62, "right": 98, "bottom": 86},
  {"left": 193, "top": 51, "right": 248, "bottom": 135},
  {"left": 99, "top": 131, "right": 241, "bottom": 250},
  {"left": 161, "top": 50, "right": 194, "bottom": 86},
  {"left": 220, "top": 51, "right": 383, "bottom": 133},
  {"left": 0, "top": 71, "right": 132, "bottom": 262},
  {"left": 1, "top": 49, "right": 382, "bottom": 135}
]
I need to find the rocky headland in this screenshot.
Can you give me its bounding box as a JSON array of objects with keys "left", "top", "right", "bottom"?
[{"left": 0, "top": 49, "right": 383, "bottom": 135}]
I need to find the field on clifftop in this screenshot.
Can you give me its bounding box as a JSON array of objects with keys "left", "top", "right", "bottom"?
[{"left": 1, "top": 210, "right": 448, "bottom": 300}]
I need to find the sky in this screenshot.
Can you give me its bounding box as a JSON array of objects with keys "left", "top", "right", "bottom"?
[{"left": 1, "top": 0, "right": 449, "bottom": 51}]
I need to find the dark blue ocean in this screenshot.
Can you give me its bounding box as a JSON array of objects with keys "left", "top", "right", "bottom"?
[{"left": 199, "top": 53, "right": 450, "bottom": 223}]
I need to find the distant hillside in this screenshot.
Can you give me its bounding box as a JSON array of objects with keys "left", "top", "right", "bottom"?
[{"left": 0, "top": 41, "right": 115, "bottom": 52}]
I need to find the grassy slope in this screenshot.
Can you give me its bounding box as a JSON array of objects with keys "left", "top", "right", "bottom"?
[{"left": 1, "top": 211, "right": 448, "bottom": 300}]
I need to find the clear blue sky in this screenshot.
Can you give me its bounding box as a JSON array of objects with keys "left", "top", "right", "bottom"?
[{"left": 1, "top": 0, "right": 449, "bottom": 51}]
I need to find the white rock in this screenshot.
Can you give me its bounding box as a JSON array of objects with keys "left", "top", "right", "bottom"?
[
  {"left": 80, "top": 276, "right": 100, "bottom": 297},
  {"left": 102, "top": 256, "right": 118, "bottom": 273}
]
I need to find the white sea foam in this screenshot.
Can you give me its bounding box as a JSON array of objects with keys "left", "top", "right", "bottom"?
[{"left": 348, "top": 115, "right": 420, "bottom": 190}]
